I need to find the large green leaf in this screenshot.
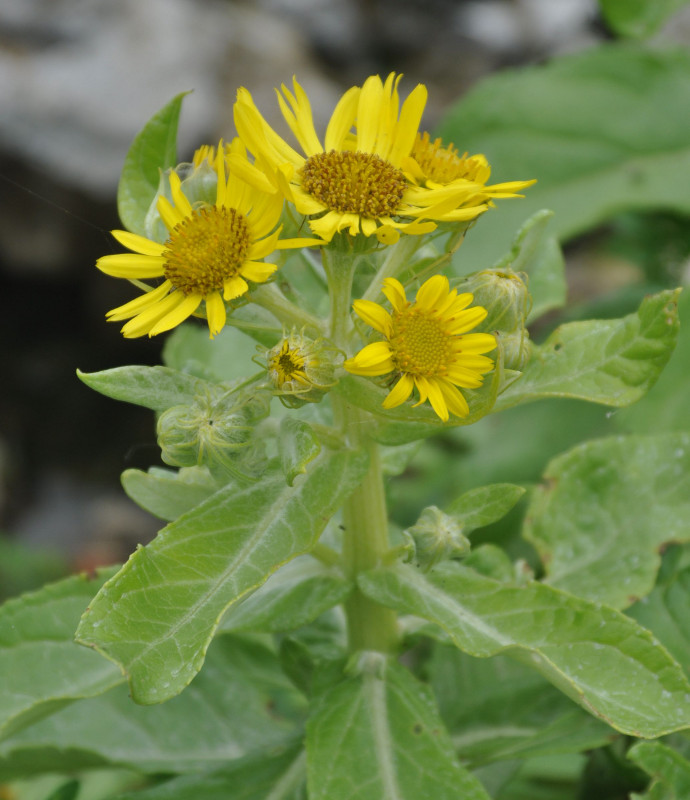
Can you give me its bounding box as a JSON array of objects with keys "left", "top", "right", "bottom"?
[
  {"left": 495, "top": 289, "right": 680, "bottom": 411},
  {"left": 524, "top": 433, "right": 690, "bottom": 609},
  {"left": 0, "top": 636, "right": 302, "bottom": 779},
  {"left": 629, "top": 741, "right": 690, "bottom": 800},
  {"left": 162, "top": 323, "right": 259, "bottom": 383},
  {"left": 77, "top": 366, "right": 214, "bottom": 413},
  {"left": 429, "top": 645, "right": 614, "bottom": 767},
  {"left": 76, "top": 449, "right": 369, "bottom": 704},
  {"left": 438, "top": 45, "right": 690, "bottom": 270},
  {"left": 219, "top": 557, "right": 352, "bottom": 634},
  {"left": 358, "top": 563, "right": 690, "bottom": 737},
  {"left": 117, "top": 93, "right": 187, "bottom": 236},
  {"left": 110, "top": 746, "right": 306, "bottom": 800},
  {"left": 306, "top": 657, "right": 491, "bottom": 800},
  {"left": 599, "top": 0, "right": 690, "bottom": 39},
  {"left": 0, "top": 573, "right": 122, "bottom": 742}
]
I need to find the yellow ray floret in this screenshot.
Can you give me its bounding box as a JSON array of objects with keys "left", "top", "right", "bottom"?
[
  {"left": 232, "top": 74, "right": 508, "bottom": 243},
  {"left": 344, "top": 276, "right": 496, "bottom": 421},
  {"left": 96, "top": 141, "right": 322, "bottom": 339}
]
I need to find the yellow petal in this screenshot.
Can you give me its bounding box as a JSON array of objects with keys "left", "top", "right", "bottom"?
[
  {"left": 111, "top": 230, "right": 165, "bottom": 256},
  {"left": 157, "top": 195, "right": 185, "bottom": 231},
  {"left": 415, "top": 376, "right": 448, "bottom": 421},
  {"left": 415, "top": 275, "right": 449, "bottom": 311},
  {"left": 149, "top": 294, "right": 202, "bottom": 337},
  {"left": 382, "top": 278, "right": 408, "bottom": 312},
  {"left": 453, "top": 333, "right": 497, "bottom": 354},
  {"left": 447, "top": 306, "right": 488, "bottom": 334},
  {"left": 120, "top": 291, "right": 186, "bottom": 338},
  {"left": 352, "top": 299, "right": 392, "bottom": 335},
  {"left": 357, "top": 74, "right": 384, "bottom": 153},
  {"left": 324, "top": 86, "right": 360, "bottom": 151},
  {"left": 97, "top": 254, "right": 166, "bottom": 279},
  {"left": 382, "top": 373, "right": 415, "bottom": 409},
  {"left": 223, "top": 276, "right": 249, "bottom": 300},
  {"left": 205, "top": 292, "right": 227, "bottom": 338},
  {"left": 438, "top": 380, "right": 469, "bottom": 418},
  {"left": 169, "top": 171, "right": 193, "bottom": 217},
  {"left": 344, "top": 343, "right": 394, "bottom": 377},
  {"left": 240, "top": 261, "right": 277, "bottom": 282},
  {"left": 388, "top": 83, "right": 427, "bottom": 166},
  {"left": 105, "top": 280, "right": 172, "bottom": 321}
]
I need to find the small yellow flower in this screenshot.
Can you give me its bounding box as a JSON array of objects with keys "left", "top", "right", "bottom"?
[
  {"left": 231, "top": 74, "right": 495, "bottom": 243},
  {"left": 405, "top": 132, "right": 536, "bottom": 202},
  {"left": 344, "top": 276, "right": 496, "bottom": 421},
  {"left": 267, "top": 331, "right": 338, "bottom": 407},
  {"left": 97, "top": 142, "right": 321, "bottom": 339}
]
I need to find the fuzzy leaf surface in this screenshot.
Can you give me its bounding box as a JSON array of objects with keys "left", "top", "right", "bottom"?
[
  {"left": 358, "top": 563, "right": 690, "bottom": 737},
  {"left": 76, "top": 449, "right": 369, "bottom": 703},
  {"left": 496, "top": 289, "right": 680, "bottom": 411},
  {"left": 438, "top": 45, "right": 690, "bottom": 269},
  {"left": 446, "top": 484, "right": 526, "bottom": 533},
  {"left": 117, "top": 92, "right": 186, "bottom": 235},
  {"left": 219, "top": 557, "right": 352, "bottom": 634},
  {"left": 121, "top": 467, "right": 218, "bottom": 522},
  {"left": 0, "top": 572, "right": 122, "bottom": 742},
  {"left": 525, "top": 433, "right": 690, "bottom": 609},
  {"left": 306, "top": 658, "right": 491, "bottom": 800},
  {"left": 0, "top": 636, "right": 302, "bottom": 779},
  {"left": 77, "top": 366, "right": 213, "bottom": 412},
  {"left": 280, "top": 418, "right": 322, "bottom": 487},
  {"left": 429, "top": 646, "right": 614, "bottom": 767}
]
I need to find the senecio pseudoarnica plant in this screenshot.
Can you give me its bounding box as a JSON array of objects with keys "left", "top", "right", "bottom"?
[{"left": 54, "top": 73, "right": 685, "bottom": 798}]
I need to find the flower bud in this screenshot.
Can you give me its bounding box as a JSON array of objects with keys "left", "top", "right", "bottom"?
[
  {"left": 157, "top": 386, "right": 270, "bottom": 481},
  {"left": 266, "top": 331, "right": 338, "bottom": 408},
  {"left": 405, "top": 506, "right": 471, "bottom": 570}
]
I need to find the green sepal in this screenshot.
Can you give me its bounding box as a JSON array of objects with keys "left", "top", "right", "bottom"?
[
  {"left": 524, "top": 432, "right": 690, "bottom": 609},
  {"left": 75, "top": 449, "right": 369, "bottom": 704},
  {"left": 628, "top": 741, "right": 690, "bottom": 800},
  {"left": 358, "top": 562, "right": 690, "bottom": 737},
  {"left": 495, "top": 289, "right": 681, "bottom": 411},
  {"left": 117, "top": 92, "right": 189, "bottom": 235},
  {"left": 306, "top": 655, "right": 491, "bottom": 800}
]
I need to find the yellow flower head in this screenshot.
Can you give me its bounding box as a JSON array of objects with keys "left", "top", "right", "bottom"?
[
  {"left": 231, "top": 74, "right": 495, "bottom": 244},
  {"left": 97, "top": 141, "right": 321, "bottom": 339},
  {"left": 266, "top": 330, "right": 338, "bottom": 407},
  {"left": 406, "top": 132, "right": 536, "bottom": 200},
  {"left": 344, "top": 276, "right": 496, "bottom": 421}
]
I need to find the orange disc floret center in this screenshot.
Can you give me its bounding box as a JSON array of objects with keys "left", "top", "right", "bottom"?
[
  {"left": 412, "top": 132, "right": 483, "bottom": 185},
  {"left": 163, "top": 206, "right": 251, "bottom": 296},
  {"left": 389, "top": 309, "right": 452, "bottom": 377},
  {"left": 300, "top": 150, "right": 407, "bottom": 218}
]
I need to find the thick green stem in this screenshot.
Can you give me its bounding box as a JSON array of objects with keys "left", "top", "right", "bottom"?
[
  {"left": 337, "top": 401, "right": 399, "bottom": 654},
  {"left": 361, "top": 235, "right": 421, "bottom": 303},
  {"left": 251, "top": 283, "right": 322, "bottom": 331}
]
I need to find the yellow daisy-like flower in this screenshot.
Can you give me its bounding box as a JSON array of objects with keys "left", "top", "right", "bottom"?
[
  {"left": 344, "top": 276, "right": 496, "bottom": 421},
  {"left": 405, "top": 132, "right": 536, "bottom": 200},
  {"left": 231, "top": 74, "right": 494, "bottom": 244},
  {"left": 97, "top": 144, "right": 320, "bottom": 338}
]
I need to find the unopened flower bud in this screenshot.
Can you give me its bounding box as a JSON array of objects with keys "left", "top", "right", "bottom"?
[
  {"left": 157, "top": 386, "right": 270, "bottom": 481},
  {"left": 266, "top": 331, "right": 338, "bottom": 408},
  {"left": 406, "top": 506, "right": 470, "bottom": 570}
]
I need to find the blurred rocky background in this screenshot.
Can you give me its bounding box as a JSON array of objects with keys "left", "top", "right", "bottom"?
[{"left": 0, "top": 0, "right": 660, "bottom": 586}]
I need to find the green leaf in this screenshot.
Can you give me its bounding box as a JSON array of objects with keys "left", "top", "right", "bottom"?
[
  {"left": 76, "top": 449, "right": 369, "bottom": 704},
  {"left": 117, "top": 92, "right": 188, "bottom": 235},
  {"left": 629, "top": 741, "right": 690, "bottom": 799},
  {"left": 600, "top": 0, "right": 690, "bottom": 39},
  {"left": 524, "top": 433, "right": 690, "bottom": 608},
  {"left": 627, "top": 562, "right": 690, "bottom": 670},
  {"left": 492, "top": 210, "right": 566, "bottom": 323},
  {"left": 0, "top": 572, "right": 122, "bottom": 742},
  {"left": 438, "top": 45, "right": 690, "bottom": 269},
  {"left": 109, "top": 746, "right": 306, "bottom": 800},
  {"left": 0, "top": 636, "right": 302, "bottom": 779},
  {"left": 306, "top": 657, "right": 491, "bottom": 800},
  {"left": 77, "top": 365, "right": 214, "bottom": 412},
  {"left": 446, "top": 484, "right": 526, "bottom": 534},
  {"left": 428, "top": 645, "right": 614, "bottom": 767},
  {"left": 279, "top": 418, "right": 322, "bottom": 487},
  {"left": 121, "top": 466, "right": 218, "bottom": 521},
  {"left": 495, "top": 289, "right": 680, "bottom": 412},
  {"left": 358, "top": 562, "right": 690, "bottom": 737},
  {"left": 219, "top": 557, "right": 352, "bottom": 633},
  {"left": 162, "top": 323, "right": 259, "bottom": 383},
  {"left": 617, "top": 288, "right": 690, "bottom": 434}
]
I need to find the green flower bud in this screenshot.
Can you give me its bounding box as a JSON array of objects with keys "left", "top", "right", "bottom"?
[
  {"left": 266, "top": 331, "right": 338, "bottom": 408},
  {"left": 405, "top": 506, "right": 471, "bottom": 570},
  {"left": 157, "top": 386, "right": 270, "bottom": 481}
]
